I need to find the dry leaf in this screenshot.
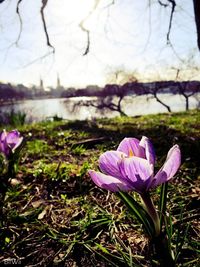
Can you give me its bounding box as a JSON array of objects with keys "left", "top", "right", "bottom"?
[
  {"left": 31, "top": 200, "right": 44, "bottom": 208},
  {"left": 38, "top": 207, "right": 48, "bottom": 220},
  {"left": 10, "top": 178, "right": 22, "bottom": 186},
  {"left": 20, "top": 210, "right": 34, "bottom": 217}
]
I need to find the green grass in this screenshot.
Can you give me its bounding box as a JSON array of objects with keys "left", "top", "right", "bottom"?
[{"left": 0, "top": 110, "right": 199, "bottom": 266}]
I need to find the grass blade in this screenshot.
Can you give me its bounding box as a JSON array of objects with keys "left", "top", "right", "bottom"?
[
  {"left": 159, "top": 182, "right": 168, "bottom": 229},
  {"left": 117, "top": 191, "right": 155, "bottom": 238}
]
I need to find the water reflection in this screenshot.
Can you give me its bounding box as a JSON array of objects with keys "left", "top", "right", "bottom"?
[{"left": 1, "top": 94, "right": 199, "bottom": 123}]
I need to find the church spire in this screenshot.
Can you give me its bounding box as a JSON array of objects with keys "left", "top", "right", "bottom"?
[
  {"left": 39, "top": 76, "right": 44, "bottom": 89},
  {"left": 57, "top": 73, "right": 61, "bottom": 89}
]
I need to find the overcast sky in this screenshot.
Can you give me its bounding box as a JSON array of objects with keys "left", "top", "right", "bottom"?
[{"left": 0, "top": 0, "right": 199, "bottom": 88}]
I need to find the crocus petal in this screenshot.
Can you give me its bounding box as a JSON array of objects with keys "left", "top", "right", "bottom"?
[
  {"left": 0, "top": 130, "right": 8, "bottom": 155},
  {"left": 152, "top": 145, "right": 181, "bottom": 187},
  {"left": 6, "top": 130, "right": 21, "bottom": 149},
  {"left": 99, "top": 151, "right": 126, "bottom": 178},
  {"left": 0, "top": 129, "right": 7, "bottom": 142},
  {"left": 119, "top": 156, "right": 153, "bottom": 193},
  {"left": 88, "top": 170, "right": 132, "bottom": 192},
  {"left": 117, "top": 137, "right": 145, "bottom": 158},
  {"left": 119, "top": 156, "right": 153, "bottom": 182},
  {"left": 0, "top": 130, "right": 23, "bottom": 157},
  {"left": 139, "top": 136, "right": 156, "bottom": 165},
  {"left": 12, "top": 137, "right": 23, "bottom": 152}
]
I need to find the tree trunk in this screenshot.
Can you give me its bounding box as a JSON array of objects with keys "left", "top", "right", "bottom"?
[
  {"left": 154, "top": 93, "right": 171, "bottom": 112},
  {"left": 117, "top": 96, "right": 127, "bottom": 116},
  {"left": 185, "top": 96, "right": 189, "bottom": 111}
]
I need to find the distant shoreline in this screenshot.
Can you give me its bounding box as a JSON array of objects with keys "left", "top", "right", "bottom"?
[
  {"left": 0, "top": 96, "right": 55, "bottom": 106},
  {"left": 0, "top": 91, "right": 199, "bottom": 107}
]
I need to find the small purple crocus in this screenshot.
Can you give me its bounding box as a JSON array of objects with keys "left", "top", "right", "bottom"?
[
  {"left": 89, "top": 136, "right": 181, "bottom": 194},
  {"left": 0, "top": 129, "right": 23, "bottom": 158}
]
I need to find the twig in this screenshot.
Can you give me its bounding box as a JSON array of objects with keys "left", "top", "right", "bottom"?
[
  {"left": 166, "top": 0, "right": 176, "bottom": 44},
  {"left": 20, "top": 50, "right": 54, "bottom": 68},
  {"left": 175, "top": 69, "right": 180, "bottom": 80},
  {"left": 79, "top": 22, "right": 90, "bottom": 56},
  {"left": 16, "top": 0, "right": 23, "bottom": 45},
  {"left": 79, "top": 0, "right": 101, "bottom": 56},
  {"left": 157, "top": 0, "right": 168, "bottom": 8},
  {"left": 71, "top": 137, "right": 109, "bottom": 148},
  {"left": 174, "top": 214, "right": 200, "bottom": 227},
  {"left": 103, "top": 0, "right": 115, "bottom": 9},
  {"left": 40, "top": 0, "right": 55, "bottom": 53}
]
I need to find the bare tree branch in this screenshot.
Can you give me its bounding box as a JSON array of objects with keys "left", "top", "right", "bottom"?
[
  {"left": 166, "top": 0, "right": 176, "bottom": 44},
  {"left": 157, "top": 0, "right": 176, "bottom": 45},
  {"left": 20, "top": 51, "right": 55, "bottom": 68},
  {"left": 157, "top": 1, "right": 168, "bottom": 8},
  {"left": 79, "top": 22, "right": 90, "bottom": 56},
  {"left": 40, "top": 0, "right": 55, "bottom": 53},
  {"left": 16, "top": 0, "right": 23, "bottom": 45},
  {"left": 175, "top": 68, "right": 180, "bottom": 80},
  {"left": 177, "top": 82, "right": 196, "bottom": 110},
  {"left": 144, "top": 83, "right": 172, "bottom": 112},
  {"left": 193, "top": 0, "right": 200, "bottom": 50},
  {"left": 141, "top": 0, "right": 152, "bottom": 52},
  {"left": 173, "top": 65, "right": 200, "bottom": 110},
  {"left": 103, "top": 0, "right": 115, "bottom": 9},
  {"left": 79, "top": 0, "right": 101, "bottom": 56},
  {"left": 0, "top": 0, "right": 23, "bottom": 49},
  {"left": 72, "top": 94, "right": 127, "bottom": 116}
]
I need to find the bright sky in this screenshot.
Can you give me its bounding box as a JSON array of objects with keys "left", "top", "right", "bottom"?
[{"left": 0, "top": 0, "right": 199, "bottom": 88}]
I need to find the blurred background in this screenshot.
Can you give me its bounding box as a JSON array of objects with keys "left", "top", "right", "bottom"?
[{"left": 0, "top": 0, "right": 199, "bottom": 123}]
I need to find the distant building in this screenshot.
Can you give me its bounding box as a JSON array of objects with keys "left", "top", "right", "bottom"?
[
  {"left": 50, "top": 73, "right": 65, "bottom": 97},
  {"left": 57, "top": 73, "right": 61, "bottom": 89},
  {"left": 39, "top": 77, "right": 44, "bottom": 90}
]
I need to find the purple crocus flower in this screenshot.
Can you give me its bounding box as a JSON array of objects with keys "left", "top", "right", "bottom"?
[
  {"left": 0, "top": 129, "right": 23, "bottom": 158},
  {"left": 89, "top": 136, "right": 181, "bottom": 194}
]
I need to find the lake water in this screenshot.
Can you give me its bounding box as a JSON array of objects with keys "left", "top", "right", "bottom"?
[{"left": 1, "top": 94, "right": 199, "bottom": 122}]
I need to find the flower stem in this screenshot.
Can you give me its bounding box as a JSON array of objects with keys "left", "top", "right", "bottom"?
[
  {"left": 140, "top": 192, "right": 160, "bottom": 236},
  {"left": 7, "top": 158, "right": 18, "bottom": 178},
  {"left": 141, "top": 192, "right": 175, "bottom": 267},
  {"left": 152, "top": 233, "right": 175, "bottom": 267}
]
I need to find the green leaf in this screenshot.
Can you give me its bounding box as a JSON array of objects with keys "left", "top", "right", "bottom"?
[
  {"left": 85, "top": 243, "right": 120, "bottom": 267},
  {"left": 95, "top": 243, "right": 110, "bottom": 254},
  {"left": 117, "top": 191, "right": 155, "bottom": 238},
  {"left": 5, "top": 237, "right": 10, "bottom": 244},
  {"left": 174, "top": 205, "right": 190, "bottom": 263},
  {"left": 164, "top": 211, "right": 173, "bottom": 253},
  {"left": 159, "top": 182, "right": 168, "bottom": 228}
]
